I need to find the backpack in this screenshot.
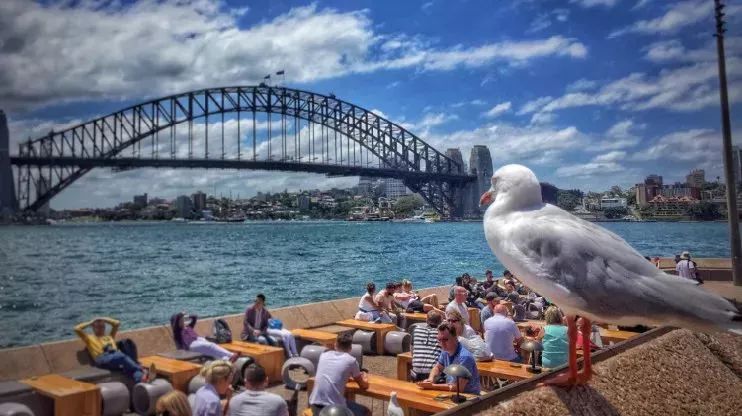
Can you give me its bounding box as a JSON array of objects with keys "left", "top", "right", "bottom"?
[
  {"left": 213, "top": 319, "right": 233, "bottom": 344},
  {"left": 689, "top": 260, "right": 704, "bottom": 284},
  {"left": 116, "top": 339, "right": 139, "bottom": 361}
]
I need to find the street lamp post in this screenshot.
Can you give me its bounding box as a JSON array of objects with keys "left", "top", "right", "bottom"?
[{"left": 713, "top": 0, "right": 742, "bottom": 286}]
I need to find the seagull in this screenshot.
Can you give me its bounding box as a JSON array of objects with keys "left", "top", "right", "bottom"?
[
  {"left": 387, "top": 391, "right": 404, "bottom": 416},
  {"left": 480, "top": 164, "right": 741, "bottom": 385}
]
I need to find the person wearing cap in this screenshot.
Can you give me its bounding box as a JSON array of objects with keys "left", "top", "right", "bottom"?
[
  {"left": 479, "top": 292, "right": 498, "bottom": 327},
  {"left": 675, "top": 251, "right": 701, "bottom": 284}
]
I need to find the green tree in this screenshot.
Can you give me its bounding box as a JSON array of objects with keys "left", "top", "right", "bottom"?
[
  {"left": 686, "top": 202, "right": 721, "bottom": 221},
  {"left": 557, "top": 189, "right": 583, "bottom": 211},
  {"left": 394, "top": 195, "right": 425, "bottom": 217},
  {"left": 603, "top": 207, "right": 628, "bottom": 219}
]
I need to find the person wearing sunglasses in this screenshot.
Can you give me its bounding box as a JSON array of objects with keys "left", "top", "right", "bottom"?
[
  {"left": 156, "top": 390, "right": 191, "bottom": 416},
  {"left": 417, "top": 323, "right": 480, "bottom": 395},
  {"left": 446, "top": 310, "right": 491, "bottom": 361}
]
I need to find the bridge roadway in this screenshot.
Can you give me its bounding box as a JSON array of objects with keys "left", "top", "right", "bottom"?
[{"left": 10, "top": 156, "right": 476, "bottom": 184}]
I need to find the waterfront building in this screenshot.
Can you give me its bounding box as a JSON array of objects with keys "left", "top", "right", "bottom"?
[
  {"left": 660, "top": 183, "right": 701, "bottom": 199},
  {"left": 383, "top": 178, "right": 409, "bottom": 199},
  {"left": 600, "top": 196, "right": 627, "bottom": 209},
  {"left": 732, "top": 146, "right": 742, "bottom": 185},
  {"left": 357, "top": 177, "right": 376, "bottom": 195},
  {"left": 686, "top": 169, "right": 705, "bottom": 189},
  {"left": 192, "top": 191, "right": 207, "bottom": 212},
  {"left": 297, "top": 194, "right": 311, "bottom": 211},
  {"left": 133, "top": 193, "right": 148, "bottom": 209},
  {"left": 636, "top": 174, "right": 664, "bottom": 208},
  {"left": 648, "top": 195, "right": 698, "bottom": 217},
  {"left": 174, "top": 195, "right": 193, "bottom": 218}
]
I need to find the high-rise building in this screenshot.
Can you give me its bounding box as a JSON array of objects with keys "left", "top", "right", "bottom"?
[
  {"left": 192, "top": 191, "right": 206, "bottom": 212},
  {"left": 732, "top": 146, "right": 742, "bottom": 185},
  {"left": 297, "top": 194, "right": 311, "bottom": 211},
  {"left": 357, "top": 177, "right": 376, "bottom": 195},
  {"left": 133, "top": 193, "right": 148, "bottom": 209},
  {"left": 383, "top": 178, "right": 409, "bottom": 199},
  {"left": 174, "top": 195, "right": 193, "bottom": 218},
  {"left": 685, "top": 169, "right": 705, "bottom": 189}
]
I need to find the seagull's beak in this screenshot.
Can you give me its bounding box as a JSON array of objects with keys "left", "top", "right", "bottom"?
[{"left": 480, "top": 189, "right": 494, "bottom": 206}]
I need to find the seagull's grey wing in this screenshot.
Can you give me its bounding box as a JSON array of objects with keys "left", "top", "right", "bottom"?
[{"left": 495, "top": 205, "right": 738, "bottom": 327}]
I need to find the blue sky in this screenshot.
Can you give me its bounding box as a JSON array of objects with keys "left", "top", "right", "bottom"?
[{"left": 1, "top": 0, "right": 741, "bottom": 208}]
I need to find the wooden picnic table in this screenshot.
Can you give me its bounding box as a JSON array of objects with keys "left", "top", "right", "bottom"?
[
  {"left": 396, "top": 352, "right": 543, "bottom": 383},
  {"left": 139, "top": 355, "right": 201, "bottom": 392},
  {"left": 22, "top": 374, "right": 101, "bottom": 416},
  {"left": 336, "top": 319, "right": 397, "bottom": 355},
  {"left": 600, "top": 328, "right": 639, "bottom": 344},
  {"left": 221, "top": 340, "right": 285, "bottom": 382},
  {"left": 307, "top": 373, "right": 476, "bottom": 415},
  {"left": 291, "top": 328, "right": 337, "bottom": 349}
]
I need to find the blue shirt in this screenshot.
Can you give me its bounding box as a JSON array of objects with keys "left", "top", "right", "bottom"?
[
  {"left": 484, "top": 314, "right": 521, "bottom": 361},
  {"left": 437, "top": 343, "right": 480, "bottom": 394},
  {"left": 542, "top": 324, "right": 569, "bottom": 368},
  {"left": 193, "top": 384, "right": 221, "bottom": 416}
]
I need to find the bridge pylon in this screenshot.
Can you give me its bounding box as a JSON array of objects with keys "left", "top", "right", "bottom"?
[{"left": 0, "top": 110, "right": 18, "bottom": 218}]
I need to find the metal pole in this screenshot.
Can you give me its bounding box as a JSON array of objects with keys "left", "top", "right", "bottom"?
[{"left": 714, "top": 0, "right": 742, "bottom": 286}]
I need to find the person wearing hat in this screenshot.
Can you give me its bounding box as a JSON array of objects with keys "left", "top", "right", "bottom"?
[
  {"left": 479, "top": 292, "right": 499, "bottom": 327},
  {"left": 676, "top": 251, "right": 702, "bottom": 284}
]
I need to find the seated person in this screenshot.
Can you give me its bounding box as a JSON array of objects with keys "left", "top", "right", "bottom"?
[
  {"left": 395, "top": 279, "right": 441, "bottom": 313},
  {"left": 445, "top": 286, "right": 470, "bottom": 325},
  {"left": 576, "top": 317, "right": 601, "bottom": 351},
  {"left": 242, "top": 294, "right": 299, "bottom": 357},
  {"left": 194, "top": 360, "right": 234, "bottom": 416},
  {"left": 448, "top": 276, "right": 464, "bottom": 301},
  {"left": 479, "top": 292, "right": 498, "bottom": 326},
  {"left": 228, "top": 363, "right": 289, "bottom": 416},
  {"left": 417, "top": 323, "right": 481, "bottom": 395},
  {"left": 411, "top": 310, "right": 443, "bottom": 381},
  {"left": 156, "top": 391, "right": 192, "bottom": 416},
  {"left": 74, "top": 317, "right": 150, "bottom": 383},
  {"left": 539, "top": 306, "right": 568, "bottom": 368},
  {"left": 356, "top": 282, "right": 392, "bottom": 323},
  {"left": 447, "top": 310, "right": 490, "bottom": 360},
  {"left": 483, "top": 305, "right": 523, "bottom": 363},
  {"left": 171, "top": 312, "right": 238, "bottom": 361},
  {"left": 480, "top": 270, "right": 496, "bottom": 292},
  {"left": 309, "top": 333, "right": 370, "bottom": 416},
  {"left": 374, "top": 281, "right": 402, "bottom": 324}
]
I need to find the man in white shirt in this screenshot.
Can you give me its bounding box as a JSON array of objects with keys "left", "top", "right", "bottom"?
[
  {"left": 309, "top": 333, "right": 370, "bottom": 416},
  {"left": 445, "top": 286, "right": 470, "bottom": 325},
  {"left": 675, "top": 251, "right": 700, "bottom": 283},
  {"left": 483, "top": 305, "right": 523, "bottom": 362},
  {"left": 228, "top": 363, "right": 288, "bottom": 416}
]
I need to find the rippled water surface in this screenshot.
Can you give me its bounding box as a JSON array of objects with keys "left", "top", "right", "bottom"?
[{"left": 0, "top": 221, "right": 733, "bottom": 347}]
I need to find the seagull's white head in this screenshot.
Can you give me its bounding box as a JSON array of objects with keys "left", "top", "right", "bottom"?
[{"left": 480, "top": 164, "right": 542, "bottom": 212}]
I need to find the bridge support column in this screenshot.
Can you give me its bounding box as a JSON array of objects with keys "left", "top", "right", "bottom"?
[
  {"left": 467, "top": 145, "right": 493, "bottom": 218},
  {"left": 0, "top": 110, "right": 18, "bottom": 219}
]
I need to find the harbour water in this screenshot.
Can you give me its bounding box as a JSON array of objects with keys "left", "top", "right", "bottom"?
[{"left": 0, "top": 221, "right": 733, "bottom": 348}]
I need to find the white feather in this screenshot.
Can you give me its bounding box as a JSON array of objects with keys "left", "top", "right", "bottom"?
[{"left": 387, "top": 391, "right": 404, "bottom": 416}]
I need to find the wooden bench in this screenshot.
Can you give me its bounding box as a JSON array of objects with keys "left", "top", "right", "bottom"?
[
  {"left": 396, "top": 352, "right": 545, "bottom": 382},
  {"left": 307, "top": 373, "right": 476, "bottom": 414},
  {"left": 468, "top": 307, "right": 482, "bottom": 333},
  {"left": 139, "top": 355, "right": 201, "bottom": 392},
  {"left": 21, "top": 374, "right": 101, "bottom": 416},
  {"left": 336, "top": 319, "right": 397, "bottom": 355},
  {"left": 291, "top": 328, "right": 337, "bottom": 349},
  {"left": 600, "top": 328, "right": 639, "bottom": 344},
  {"left": 220, "top": 341, "right": 285, "bottom": 383}
]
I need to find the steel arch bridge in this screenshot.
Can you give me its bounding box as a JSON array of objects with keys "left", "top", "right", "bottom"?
[{"left": 8, "top": 85, "right": 475, "bottom": 217}]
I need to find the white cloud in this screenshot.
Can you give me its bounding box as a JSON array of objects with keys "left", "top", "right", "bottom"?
[
  {"left": 527, "top": 9, "right": 570, "bottom": 33},
  {"left": 483, "top": 102, "right": 512, "bottom": 118},
  {"left": 427, "top": 123, "right": 588, "bottom": 167},
  {"left": 0, "top": 0, "right": 590, "bottom": 112},
  {"left": 566, "top": 78, "right": 599, "bottom": 92},
  {"left": 644, "top": 37, "right": 742, "bottom": 63},
  {"left": 587, "top": 120, "right": 644, "bottom": 151},
  {"left": 521, "top": 53, "right": 742, "bottom": 115},
  {"left": 631, "top": 129, "right": 719, "bottom": 162},
  {"left": 451, "top": 99, "right": 487, "bottom": 108},
  {"left": 610, "top": 0, "right": 710, "bottom": 37},
  {"left": 529, "top": 112, "right": 556, "bottom": 125},
  {"left": 555, "top": 161, "right": 625, "bottom": 178},
  {"left": 594, "top": 150, "right": 627, "bottom": 162},
  {"left": 570, "top": 0, "right": 619, "bottom": 8}
]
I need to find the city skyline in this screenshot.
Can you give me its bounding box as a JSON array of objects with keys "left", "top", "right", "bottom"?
[{"left": 2, "top": 0, "right": 741, "bottom": 209}]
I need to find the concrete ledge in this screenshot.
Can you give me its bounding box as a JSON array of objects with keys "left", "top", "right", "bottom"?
[
  {"left": 330, "top": 298, "right": 358, "bottom": 319},
  {"left": 0, "top": 345, "right": 51, "bottom": 381},
  {"left": 271, "top": 307, "right": 311, "bottom": 330},
  {"left": 298, "top": 301, "right": 344, "bottom": 328}
]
